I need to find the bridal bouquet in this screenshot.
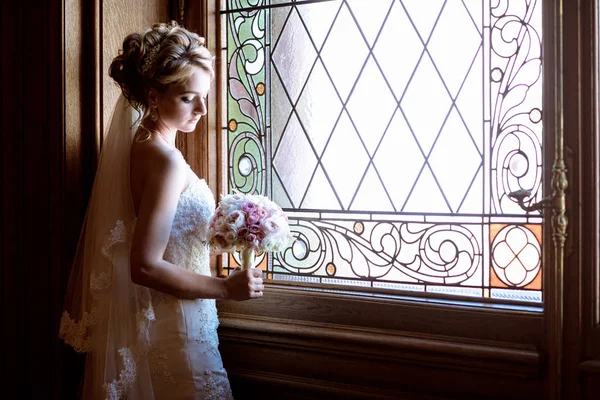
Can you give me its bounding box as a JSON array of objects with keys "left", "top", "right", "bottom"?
[{"left": 208, "top": 192, "right": 293, "bottom": 269}]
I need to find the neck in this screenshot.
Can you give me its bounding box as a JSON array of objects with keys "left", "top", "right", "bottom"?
[{"left": 143, "top": 117, "right": 177, "bottom": 146}]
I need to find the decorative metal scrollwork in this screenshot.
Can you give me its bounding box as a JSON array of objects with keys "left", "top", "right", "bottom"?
[
  {"left": 274, "top": 220, "right": 481, "bottom": 286},
  {"left": 508, "top": 160, "right": 568, "bottom": 238}
]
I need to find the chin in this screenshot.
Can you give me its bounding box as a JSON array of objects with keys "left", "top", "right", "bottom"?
[{"left": 180, "top": 122, "right": 200, "bottom": 133}]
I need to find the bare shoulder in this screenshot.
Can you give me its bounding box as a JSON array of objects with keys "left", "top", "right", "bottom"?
[
  {"left": 133, "top": 138, "right": 183, "bottom": 167},
  {"left": 131, "top": 137, "right": 188, "bottom": 194}
]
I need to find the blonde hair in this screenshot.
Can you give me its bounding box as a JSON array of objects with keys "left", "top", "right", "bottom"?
[{"left": 109, "top": 21, "right": 214, "bottom": 114}]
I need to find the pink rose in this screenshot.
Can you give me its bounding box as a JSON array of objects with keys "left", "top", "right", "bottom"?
[
  {"left": 255, "top": 231, "right": 266, "bottom": 243},
  {"left": 242, "top": 202, "right": 257, "bottom": 212},
  {"left": 257, "top": 207, "right": 267, "bottom": 219},
  {"left": 248, "top": 224, "right": 262, "bottom": 234},
  {"left": 246, "top": 233, "right": 257, "bottom": 243},
  {"left": 247, "top": 212, "right": 260, "bottom": 225},
  {"left": 237, "top": 227, "right": 249, "bottom": 239}
]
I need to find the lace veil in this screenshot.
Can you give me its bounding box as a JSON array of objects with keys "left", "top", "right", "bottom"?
[{"left": 60, "top": 95, "right": 156, "bottom": 399}]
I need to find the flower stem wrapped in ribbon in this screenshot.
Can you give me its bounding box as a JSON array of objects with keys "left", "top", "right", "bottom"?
[{"left": 208, "top": 192, "right": 293, "bottom": 269}]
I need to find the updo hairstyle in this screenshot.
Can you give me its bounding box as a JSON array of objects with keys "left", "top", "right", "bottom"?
[{"left": 109, "top": 21, "right": 214, "bottom": 114}]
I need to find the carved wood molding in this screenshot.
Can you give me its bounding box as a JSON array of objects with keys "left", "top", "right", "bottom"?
[
  {"left": 542, "top": 0, "right": 566, "bottom": 397},
  {"left": 580, "top": 361, "right": 600, "bottom": 375},
  {"left": 228, "top": 369, "right": 444, "bottom": 400},
  {"left": 219, "top": 314, "right": 541, "bottom": 378},
  {"left": 221, "top": 329, "right": 544, "bottom": 399}
]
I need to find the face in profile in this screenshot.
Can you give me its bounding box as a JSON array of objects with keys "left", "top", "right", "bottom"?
[{"left": 154, "top": 66, "right": 212, "bottom": 133}]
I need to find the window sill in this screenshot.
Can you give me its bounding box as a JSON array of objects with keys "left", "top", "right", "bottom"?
[
  {"left": 218, "top": 283, "right": 544, "bottom": 345},
  {"left": 218, "top": 283, "right": 543, "bottom": 382}
]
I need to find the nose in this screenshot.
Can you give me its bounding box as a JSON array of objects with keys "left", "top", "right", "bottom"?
[{"left": 195, "top": 98, "right": 207, "bottom": 116}]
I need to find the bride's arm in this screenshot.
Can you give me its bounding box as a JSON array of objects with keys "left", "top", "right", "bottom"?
[{"left": 130, "top": 150, "right": 263, "bottom": 300}]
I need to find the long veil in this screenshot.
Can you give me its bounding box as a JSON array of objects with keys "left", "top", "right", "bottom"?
[{"left": 60, "top": 95, "right": 156, "bottom": 399}]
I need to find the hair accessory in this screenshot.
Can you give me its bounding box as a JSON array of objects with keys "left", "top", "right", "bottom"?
[{"left": 140, "top": 43, "right": 161, "bottom": 75}]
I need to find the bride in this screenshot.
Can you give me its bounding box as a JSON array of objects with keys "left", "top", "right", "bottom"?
[{"left": 59, "top": 22, "right": 263, "bottom": 399}]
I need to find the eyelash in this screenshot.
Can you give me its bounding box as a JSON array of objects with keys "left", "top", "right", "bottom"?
[{"left": 182, "top": 96, "right": 207, "bottom": 104}]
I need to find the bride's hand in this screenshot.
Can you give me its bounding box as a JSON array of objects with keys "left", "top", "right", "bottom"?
[{"left": 224, "top": 267, "right": 264, "bottom": 300}]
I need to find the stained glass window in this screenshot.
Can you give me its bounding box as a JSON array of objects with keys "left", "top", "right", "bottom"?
[{"left": 220, "top": 0, "right": 544, "bottom": 303}]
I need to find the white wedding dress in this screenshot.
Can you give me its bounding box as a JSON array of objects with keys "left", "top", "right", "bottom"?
[
  {"left": 145, "top": 174, "right": 234, "bottom": 400},
  {"left": 59, "top": 96, "right": 234, "bottom": 399}
]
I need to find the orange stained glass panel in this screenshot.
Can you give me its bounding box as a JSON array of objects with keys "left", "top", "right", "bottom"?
[
  {"left": 490, "top": 223, "right": 507, "bottom": 243},
  {"left": 524, "top": 268, "right": 542, "bottom": 290},
  {"left": 490, "top": 266, "right": 508, "bottom": 288}
]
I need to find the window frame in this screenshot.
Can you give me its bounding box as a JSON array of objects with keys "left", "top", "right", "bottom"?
[
  {"left": 216, "top": 0, "right": 549, "bottom": 304},
  {"left": 189, "top": 0, "right": 567, "bottom": 395}
]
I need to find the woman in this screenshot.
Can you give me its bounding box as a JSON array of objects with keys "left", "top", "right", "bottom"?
[{"left": 59, "top": 22, "right": 263, "bottom": 399}]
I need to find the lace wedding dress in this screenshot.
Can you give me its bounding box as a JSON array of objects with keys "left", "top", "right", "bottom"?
[
  {"left": 145, "top": 174, "right": 234, "bottom": 400},
  {"left": 59, "top": 95, "right": 234, "bottom": 400}
]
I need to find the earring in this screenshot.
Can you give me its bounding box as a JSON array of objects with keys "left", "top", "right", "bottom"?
[{"left": 150, "top": 107, "right": 158, "bottom": 122}]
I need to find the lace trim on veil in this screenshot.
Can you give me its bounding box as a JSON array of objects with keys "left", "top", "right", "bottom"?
[
  {"left": 59, "top": 220, "right": 127, "bottom": 349},
  {"left": 58, "top": 308, "right": 99, "bottom": 353},
  {"left": 104, "top": 348, "right": 137, "bottom": 400},
  {"left": 103, "top": 302, "right": 155, "bottom": 400},
  {"left": 59, "top": 219, "right": 156, "bottom": 400}
]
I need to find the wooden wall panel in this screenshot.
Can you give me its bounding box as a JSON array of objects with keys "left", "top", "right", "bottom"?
[
  {"left": 62, "top": 0, "right": 97, "bottom": 397},
  {"left": 101, "top": 0, "right": 169, "bottom": 134},
  {"left": 563, "top": 0, "right": 600, "bottom": 398},
  {"left": 219, "top": 322, "right": 544, "bottom": 400},
  {"left": 173, "top": 0, "right": 217, "bottom": 189}
]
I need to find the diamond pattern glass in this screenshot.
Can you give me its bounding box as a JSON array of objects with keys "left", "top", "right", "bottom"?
[
  {"left": 273, "top": 113, "right": 318, "bottom": 207},
  {"left": 428, "top": 0, "right": 481, "bottom": 98},
  {"left": 222, "top": 0, "right": 544, "bottom": 304},
  {"left": 374, "top": 111, "right": 425, "bottom": 211},
  {"left": 428, "top": 107, "right": 482, "bottom": 212},
  {"left": 347, "top": 0, "right": 393, "bottom": 46},
  {"left": 321, "top": 111, "right": 370, "bottom": 209},
  {"left": 401, "top": 54, "right": 452, "bottom": 155},
  {"left": 272, "top": 8, "right": 317, "bottom": 103},
  {"left": 346, "top": 57, "right": 397, "bottom": 156},
  {"left": 297, "top": 1, "right": 341, "bottom": 51},
  {"left": 373, "top": 1, "right": 423, "bottom": 100},
  {"left": 296, "top": 60, "right": 342, "bottom": 156},
  {"left": 320, "top": 3, "right": 370, "bottom": 102}
]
